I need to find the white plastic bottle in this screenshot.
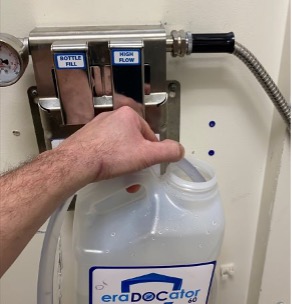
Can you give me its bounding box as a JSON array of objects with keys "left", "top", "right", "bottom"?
[{"left": 73, "top": 157, "right": 224, "bottom": 304}]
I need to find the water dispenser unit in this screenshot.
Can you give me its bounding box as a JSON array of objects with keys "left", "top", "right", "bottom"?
[
  {"left": 1, "top": 25, "right": 289, "bottom": 152},
  {"left": 1, "top": 26, "right": 184, "bottom": 152}
]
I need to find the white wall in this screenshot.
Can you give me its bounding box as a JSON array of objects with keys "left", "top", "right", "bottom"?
[
  {"left": 258, "top": 7, "right": 291, "bottom": 303},
  {"left": 0, "top": 0, "right": 290, "bottom": 303}
]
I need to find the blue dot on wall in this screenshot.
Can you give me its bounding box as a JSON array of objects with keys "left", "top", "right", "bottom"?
[
  {"left": 209, "top": 121, "right": 216, "bottom": 127},
  {"left": 208, "top": 150, "right": 215, "bottom": 156}
]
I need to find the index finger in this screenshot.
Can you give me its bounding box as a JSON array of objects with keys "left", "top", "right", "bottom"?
[{"left": 137, "top": 115, "right": 159, "bottom": 143}]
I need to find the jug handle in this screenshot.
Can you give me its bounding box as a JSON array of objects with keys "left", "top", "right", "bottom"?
[{"left": 77, "top": 169, "right": 154, "bottom": 204}]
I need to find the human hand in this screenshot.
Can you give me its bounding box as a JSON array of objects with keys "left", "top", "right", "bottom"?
[{"left": 56, "top": 106, "right": 184, "bottom": 187}]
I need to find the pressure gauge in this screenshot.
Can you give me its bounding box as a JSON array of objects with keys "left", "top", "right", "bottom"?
[{"left": 0, "top": 33, "right": 29, "bottom": 87}]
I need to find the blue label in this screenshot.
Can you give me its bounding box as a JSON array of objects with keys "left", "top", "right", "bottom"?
[
  {"left": 111, "top": 49, "right": 141, "bottom": 66},
  {"left": 54, "top": 53, "right": 87, "bottom": 69}
]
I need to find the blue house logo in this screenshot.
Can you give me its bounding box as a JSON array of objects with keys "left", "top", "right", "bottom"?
[
  {"left": 121, "top": 273, "right": 182, "bottom": 304},
  {"left": 121, "top": 273, "right": 183, "bottom": 292}
]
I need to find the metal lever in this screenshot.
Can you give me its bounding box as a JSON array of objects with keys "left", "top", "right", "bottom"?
[
  {"left": 109, "top": 40, "right": 145, "bottom": 116},
  {"left": 51, "top": 41, "right": 94, "bottom": 125}
]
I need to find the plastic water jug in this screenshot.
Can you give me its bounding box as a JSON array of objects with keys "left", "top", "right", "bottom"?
[{"left": 73, "top": 157, "right": 224, "bottom": 304}]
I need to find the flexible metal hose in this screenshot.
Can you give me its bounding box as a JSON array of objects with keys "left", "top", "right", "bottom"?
[{"left": 233, "top": 41, "right": 291, "bottom": 131}]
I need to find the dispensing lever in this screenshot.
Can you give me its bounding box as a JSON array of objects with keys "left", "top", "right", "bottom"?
[
  {"left": 51, "top": 41, "right": 94, "bottom": 125},
  {"left": 109, "top": 40, "right": 145, "bottom": 116}
]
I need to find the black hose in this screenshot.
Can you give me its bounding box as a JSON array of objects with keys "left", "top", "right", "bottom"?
[{"left": 191, "top": 32, "right": 235, "bottom": 53}]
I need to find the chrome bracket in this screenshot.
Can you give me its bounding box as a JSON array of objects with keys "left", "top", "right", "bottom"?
[{"left": 27, "top": 80, "right": 180, "bottom": 153}]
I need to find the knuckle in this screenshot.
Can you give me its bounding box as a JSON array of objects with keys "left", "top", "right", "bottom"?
[
  {"left": 119, "top": 106, "right": 140, "bottom": 124},
  {"left": 119, "top": 105, "right": 133, "bottom": 115}
]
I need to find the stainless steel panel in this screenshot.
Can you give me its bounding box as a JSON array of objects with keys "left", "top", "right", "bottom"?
[
  {"left": 27, "top": 25, "right": 179, "bottom": 153},
  {"left": 29, "top": 25, "right": 166, "bottom": 98}
]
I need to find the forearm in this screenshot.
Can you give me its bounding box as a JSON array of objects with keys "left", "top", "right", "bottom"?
[
  {"left": 0, "top": 148, "right": 86, "bottom": 276},
  {"left": 0, "top": 106, "right": 183, "bottom": 277}
]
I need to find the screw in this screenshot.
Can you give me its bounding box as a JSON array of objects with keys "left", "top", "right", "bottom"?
[
  {"left": 32, "top": 89, "right": 38, "bottom": 96},
  {"left": 168, "top": 83, "right": 177, "bottom": 98},
  {"left": 12, "top": 130, "right": 21, "bottom": 136},
  {"left": 169, "top": 83, "right": 177, "bottom": 91}
]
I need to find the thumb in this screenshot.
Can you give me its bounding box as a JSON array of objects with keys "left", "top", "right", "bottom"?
[{"left": 147, "top": 139, "right": 185, "bottom": 164}]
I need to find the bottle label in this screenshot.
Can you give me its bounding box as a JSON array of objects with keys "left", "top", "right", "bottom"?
[{"left": 90, "top": 262, "right": 216, "bottom": 304}]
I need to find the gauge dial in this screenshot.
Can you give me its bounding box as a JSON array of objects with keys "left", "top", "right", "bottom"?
[
  {"left": 0, "top": 43, "right": 21, "bottom": 84},
  {"left": 0, "top": 34, "right": 28, "bottom": 87}
]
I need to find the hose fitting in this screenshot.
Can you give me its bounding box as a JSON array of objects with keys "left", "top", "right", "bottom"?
[
  {"left": 167, "top": 31, "right": 235, "bottom": 56},
  {"left": 168, "top": 30, "right": 193, "bottom": 57}
]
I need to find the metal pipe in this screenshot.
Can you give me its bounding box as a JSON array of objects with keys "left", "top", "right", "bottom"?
[
  {"left": 233, "top": 41, "right": 291, "bottom": 131},
  {"left": 166, "top": 36, "right": 174, "bottom": 52}
]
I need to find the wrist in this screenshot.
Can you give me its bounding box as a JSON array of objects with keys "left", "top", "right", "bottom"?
[
  {"left": 34, "top": 149, "right": 86, "bottom": 197},
  {"left": 49, "top": 144, "right": 102, "bottom": 189}
]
